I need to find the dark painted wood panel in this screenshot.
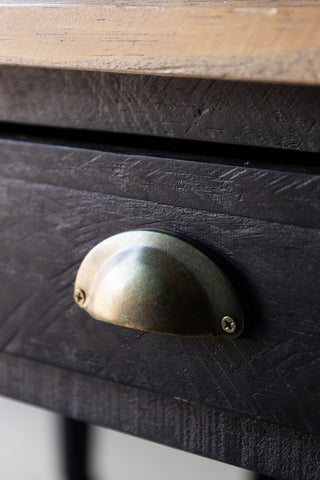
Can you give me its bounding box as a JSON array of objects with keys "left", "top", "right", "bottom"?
[
  {"left": 0, "top": 139, "right": 319, "bottom": 439},
  {"left": 1, "top": 352, "right": 320, "bottom": 480},
  {"left": 0, "top": 141, "right": 318, "bottom": 229},
  {"left": 1, "top": 66, "right": 320, "bottom": 152}
]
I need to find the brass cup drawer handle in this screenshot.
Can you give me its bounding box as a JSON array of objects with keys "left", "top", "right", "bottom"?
[{"left": 74, "top": 230, "right": 244, "bottom": 338}]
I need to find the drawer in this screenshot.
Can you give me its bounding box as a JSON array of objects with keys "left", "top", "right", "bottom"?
[{"left": 0, "top": 138, "right": 319, "bottom": 478}]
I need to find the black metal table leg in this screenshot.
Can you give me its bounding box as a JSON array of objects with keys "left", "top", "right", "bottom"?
[{"left": 61, "top": 417, "right": 91, "bottom": 480}]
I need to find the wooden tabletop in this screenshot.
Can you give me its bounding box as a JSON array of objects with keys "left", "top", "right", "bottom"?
[{"left": 0, "top": 1, "right": 320, "bottom": 84}]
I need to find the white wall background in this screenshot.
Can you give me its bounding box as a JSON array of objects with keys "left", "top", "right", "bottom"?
[{"left": 0, "top": 395, "right": 251, "bottom": 480}]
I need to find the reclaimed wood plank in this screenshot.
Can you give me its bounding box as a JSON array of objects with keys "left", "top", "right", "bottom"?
[
  {"left": 1, "top": 352, "right": 320, "bottom": 480},
  {"left": 0, "top": 2, "right": 320, "bottom": 84},
  {"left": 1, "top": 67, "right": 320, "bottom": 152}
]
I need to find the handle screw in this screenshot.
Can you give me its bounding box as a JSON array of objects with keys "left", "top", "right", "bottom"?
[
  {"left": 74, "top": 288, "right": 86, "bottom": 306},
  {"left": 221, "top": 316, "right": 236, "bottom": 334}
]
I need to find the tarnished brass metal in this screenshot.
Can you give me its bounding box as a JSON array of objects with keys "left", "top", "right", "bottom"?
[
  {"left": 74, "top": 230, "right": 244, "bottom": 338},
  {"left": 74, "top": 288, "right": 86, "bottom": 306},
  {"left": 221, "top": 315, "right": 237, "bottom": 334}
]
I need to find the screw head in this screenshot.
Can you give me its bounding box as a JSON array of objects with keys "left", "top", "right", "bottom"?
[
  {"left": 74, "top": 288, "right": 86, "bottom": 307},
  {"left": 221, "top": 316, "right": 237, "bottom": 334}
]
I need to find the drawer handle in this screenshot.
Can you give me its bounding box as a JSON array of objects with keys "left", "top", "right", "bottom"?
[{"left": 74, "top": 230, "right": 244, "bottom": 338}]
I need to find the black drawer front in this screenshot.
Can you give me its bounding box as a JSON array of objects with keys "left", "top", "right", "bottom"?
[{"left": 0, "top": 138, "right": 319, "bottom": 439}]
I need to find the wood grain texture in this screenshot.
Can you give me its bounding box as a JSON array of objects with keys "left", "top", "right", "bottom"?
[
  {"left": 0, "top": 2, "right": 320, "bottom": 84},
  {"left": 1, "top": 66, "right": 320, "bottom": 153},
  {"left": 1, "top": 352, "right": 320, "bottom": 480},
  {"left": 0, "top": 139, "right": 319, "bottom": 441},
  {"left": 0, "top": 354, "right": 320, "bottom": 480}
]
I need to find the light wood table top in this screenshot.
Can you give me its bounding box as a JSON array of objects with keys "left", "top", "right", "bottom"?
[{"left": 0, "top": 1, "right": 320, "bottom": 84}]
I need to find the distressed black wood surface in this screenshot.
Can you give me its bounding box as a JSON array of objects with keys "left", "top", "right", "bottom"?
[
  {"left": 255, "top": 476, "right": 279, "bottom": 480},
  {"left": 0, "top": 139, "right": 319, "bottom": 441},
  {"left": 1, "top": 352, "right": 320, "bottom": 480},
  {"left": 0, "top": 66, "right": 320, "bottom": 152}
]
